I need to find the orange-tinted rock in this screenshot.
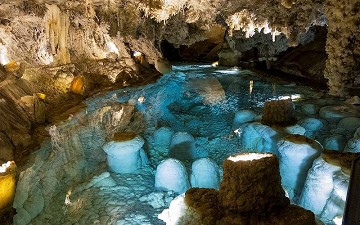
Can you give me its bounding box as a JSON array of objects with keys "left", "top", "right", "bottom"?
[
  {"left": 3, "top": 61, "right": 20, "bottom": 73},
  {"left": 70, "top": 75, "right": 85, "bottom": 95}
]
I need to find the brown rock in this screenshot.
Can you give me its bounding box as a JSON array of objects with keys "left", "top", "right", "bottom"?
[
  {"left": 219, "top": 153, "right": 289, "bottom": 215},
  {"left": 0, "top": 132, "right": 14, "bottom": 162},
  {"left": 322, "top": 150, "right": 359, "bottom": 175},
  {"left": 261, "top": 99, "right": 297, "bottom": 126}
]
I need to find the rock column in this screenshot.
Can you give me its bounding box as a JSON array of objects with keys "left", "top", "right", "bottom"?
[
  {"left": 324, "top": 0, "right": 360, "bottom": 96},
  {"left": 219, "top": 153, "right": 289, "bottom": 214}
]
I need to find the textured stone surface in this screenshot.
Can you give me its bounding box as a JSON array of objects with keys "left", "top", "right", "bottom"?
[
  {"left": 261, "top": 99, "right": 297, "bottom": 126},
  {"left": 219, "top": 153, "right": 289, "bottom": 214}
]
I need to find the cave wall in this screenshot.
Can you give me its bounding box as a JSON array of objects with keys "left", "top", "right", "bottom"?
[{"left": 324, "top": 0, "right": 360, "bottom": 96}]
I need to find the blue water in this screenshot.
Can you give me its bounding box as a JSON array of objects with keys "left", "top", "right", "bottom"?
[{"left": 24, "top": 64, "right": 344, "bottom": 225}]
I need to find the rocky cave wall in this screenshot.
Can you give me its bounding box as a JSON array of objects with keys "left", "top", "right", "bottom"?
[{"left": 0, "top": 0, "right": 359, "bottom": 222}]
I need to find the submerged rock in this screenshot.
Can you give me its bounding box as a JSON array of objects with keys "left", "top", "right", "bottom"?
[
  {"left": 169, "top": 132, "right": 208, "bottom": 160},
  {"left": 190, "top": 158, "right": 220, "bottom": 189},
  {"left": 319, "top": 105, "right": 360, "bottom": 122},
  {"left": 155, "top": 158, "right": 190, "bottom": 194},
  {"left": 232, "top": 110, "right": 257, "bottom": 129},
  {"left": 322, "top": 134, "right": 346, "bottom": 151},
  {"left": 102, "top": 132, "right": 146, "bottom": 173},
  {"left": 278, "top": 135, "right": 323, "bottom": 201}
]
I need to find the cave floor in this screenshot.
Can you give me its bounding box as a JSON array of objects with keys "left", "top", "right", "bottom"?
[{"left": 20, "top": 64, "right": 354, "bottom": 225}]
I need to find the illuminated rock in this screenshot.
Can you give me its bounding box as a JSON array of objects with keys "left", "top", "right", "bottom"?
[
  {"left": 237, "top": 122, "right": 280, "bottom": 155},
  {"left": 155, "top": 59, "right": 172, "bottom": 74},
  {"left": 190, "top": 158, "right": 220, "bottom": 189},
  {"left": 169, "top": 132, "right": 207, "bottom": 160},
  {"left": 189, "top": 77, "right": 225, "bottom": 105},
  {"left": 160, "top": 153, "right": 315, "bottom": 225},
  {"left": 320, "top": 171, "right": 349, "bottom": 222},
  {"left": 261, "top": 99, "right": 297, "bottom": 126},
  {"left": 232, "top": 110, "right": 256, "bottom": 129},
  {"left": 322, "top": 134, "right": 346, "bottom": 151},
  {"left": 278, "top": 135, "right": 323, "bottom": 201},
  {"left": 102, "top": 132, "right": 147, "bottom": 173},
  {"left": 284, "top": 124, "right": 306, "bottom": 135},
  {"left": 155, "top": 158, "right": 190, "bottom": 194},
  {"left": 301, "top": 103, "right": 320, "bottom": 115},
  {"left": 299, "top": 151, "right": 358, "bottom": 217},
  {"left": 319, "top": 105, "right": 360, "bottom": 122},
  {"left": 69, "top": 75, "right": 85, "bottom": 95},
  {"left": 219, "top": 153, "right": 289, "bottom": 214},
  {"left": 153, "top": 127, "right": 174, "bottom": 153},
  {"left": 344, "top": 138, "right": 360, "bottom": 153},
  {"left": 0, "top": 161, "right": 17, "bottom": 211},
  {"left": 298, "top": 118, "right": 325, "bottom": 136},
  {"left": 4, "top": 61, "right": 20, "bottom": 73}
]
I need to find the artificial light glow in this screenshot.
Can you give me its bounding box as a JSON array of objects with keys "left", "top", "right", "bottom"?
[
  {"left": 37, "top": 93, "right": 46, "bottom": 100},
  {"left": 333, "top": 216, "right": 343, "bottom": 225},
  {"left": 278, "top": 94, "right": 302, "bottom": 101},
  {"left": 228, "top": 153, "right": 272, "bottom": 162},
  {"left": 4, "top": 61, "right": 20, "bottom": 72},
  {"left": 226, "top": 10, "right": 281, "bottom": 41},
  {"left": 249, "top": 80, "right": 253, "bottom": 95},
  {"left": 37, "top": 44, "right": 54, "bottom": 65},
  {"left": 0, "top": 161, "right": 12, "bottom": 173},
  {"left": 133, "top": 51, "right": 142, "bottom": 57},
  {"left": 138, "top": 96, "right": 145, "bottom": 103},
  {"left": 65, "top": 190, "right": 72, "bottom": 205},
  {"left": 212, "top": 61, "right": 219, "bottom": 67},
  {"left": 106, "top": 40, "right": 119, "bottom": 55},
  {"left": 0, "top": 44, "right": 10, "bottom": 65}
]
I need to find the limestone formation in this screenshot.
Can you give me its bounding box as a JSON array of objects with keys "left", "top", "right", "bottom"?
[
  {"left": 219, "top": 153, "right": 289, "bottom": 214},
  {"left": 261, "top": 99, "right": 297, "bottom": 126},
  {"left": 160, "top": 153, "right": 316, "bottom": 225},
  {"left": 102, "top": 132, "right": 147, "bottom": 173}
]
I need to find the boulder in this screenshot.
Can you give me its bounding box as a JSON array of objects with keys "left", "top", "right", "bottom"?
[
  {"left": 301, "top": 103, "right": 320, "bottom": 115},
  {"left": 102, "top": 132, "right": 147, "bottom": 173},
  {"left": 337, "top": 117, "right": 360, "bottom": 134},
  {"left": 232, "top": 110, "right": 256, "bottom": 129},
  {"left": 278, "top": 135, "right": 323, "bottom": 201},
  {"left": 190, "top": 158, "right": 220, "bottom": 189},
  {"left": 322, "top": 135, "right": 346, "bottom": 151},
  {"left": 169, "top": 132, "right": 207, "bottom": 160},
  {"left": 319, "top": 105, "right": 360, "bottom": 122},
  {"left": 155, "top": 158, "right": 190, "bottom": 194}
]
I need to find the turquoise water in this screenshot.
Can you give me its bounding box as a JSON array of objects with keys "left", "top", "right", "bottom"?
[{"left": 18, "top": 64, "right": 352, "bottom": 225}]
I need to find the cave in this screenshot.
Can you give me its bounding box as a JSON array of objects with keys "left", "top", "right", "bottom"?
[{"left": 0, "top": 1, "right": 359, "bottom": 225}]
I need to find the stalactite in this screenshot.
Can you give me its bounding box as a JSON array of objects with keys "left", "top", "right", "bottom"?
[{"left": 44, "top": 4, "right": 71, "bottom": 65}]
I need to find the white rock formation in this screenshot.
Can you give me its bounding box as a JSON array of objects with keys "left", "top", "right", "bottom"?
[
  {"left": 320, "top": 171, "right": 349, "bottom": 222},
  {"left": 237, "top": 122, "right": 280, "bottom": 155},
  {"left": 169, "top": 132, "right": 207, "bottom": 160},
  {"left": 232, "top": 110, "right": 257, "bottom": 129},
  {"left": 278, "top": 135, "right": 323, "bottom": 201},
  {"left": 103, "top": 135, "right": 147, "bottom": 173},
  {"left": 155, "top": 158, "right": 190, "bottom": 194},
  {"left": 343, "top": 138, "right": 360, "bottom": 153},
  {"left": 190, "top": 158, "right": 220, "bottom": 189},
  {"left": 322, "top": 135, "right": 346, "bottom": 151},
  {"left": 299, "top": 157, "right": 341, "bottom": 215},
  {"left": 298, "top": 117, "right": 325, "bottom": 136},
  {"left": 153, "top": 127, "right": 174, "bottom": 153}
]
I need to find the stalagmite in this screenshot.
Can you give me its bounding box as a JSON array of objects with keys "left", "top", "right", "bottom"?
[{"left": 44, "top": 4, "right": 71, "bottom": 65}]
